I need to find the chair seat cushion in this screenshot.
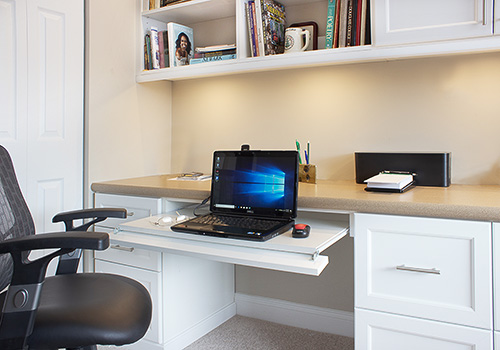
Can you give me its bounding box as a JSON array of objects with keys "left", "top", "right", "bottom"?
[{"left": 17, "top": 273, "right": 151, "bottom": 348}]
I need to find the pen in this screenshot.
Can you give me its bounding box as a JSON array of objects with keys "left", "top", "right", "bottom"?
[
  {"left": 296, "top": 140, "right": 302, "bottom": 164},
  {"left": 306, "top": 141, "right": 311, "bottom": 164}
]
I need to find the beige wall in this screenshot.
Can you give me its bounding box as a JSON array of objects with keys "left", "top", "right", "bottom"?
[
  {"left": 171, "top": 51, "right": 500, "bottom": 311},
  {"left": 85, "top": 0, "right": 172, "bottom": 206},
  {"left": 172, "top": 52, "right": 500, "bottom": 185}
]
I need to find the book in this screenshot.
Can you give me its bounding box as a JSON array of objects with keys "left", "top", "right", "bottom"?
[
  {"left": 195, "top": 44, "right": 236, "bottom": 53},
  {"left": 338, "top": 0, "right": 348, "bottom": 47},
  {"left": 194, "top": 49, "right": 237, "bottom": 58},
  {"left": 254, "top": 0, "right": 265, "bottom": 55},
  {"left": 190, "top": 54, "right": 237, "bottom": 64},
  {"left": 259, "top": 0, "right": 286, "bottom": 55},
  {"left": 333, "top": 0, "right": 341, "bottom": 48},
  {"left": 325, "top": 0, "right": 336, "bottom": 49},
  {"left": 160, "top": 30, "right": 169, "bottom": 67},
  {"left": 364, "top": 172, "right": 414, "bottom": 190},
  {"left": 167, "top": 22, "right": 194, "bottom": 67},
  {"left": 150, "top": 27, "right": 161, "bottom": 69},
  {"left": 144, "top": 33, "right": 153, "bottom": 70},
  {"left": 250, "top": 1, "right": 260, "bottom": 56},
  {"left": 245, "top": 2, "right": 255, "bottom": 57}
]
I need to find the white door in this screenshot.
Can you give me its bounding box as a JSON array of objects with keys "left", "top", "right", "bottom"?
[
  {"left": 0, "top": 0, "right": 84, "bottom": 234},
  {"left": 495, "top": 0, "right": 500, "bottom": 34}
]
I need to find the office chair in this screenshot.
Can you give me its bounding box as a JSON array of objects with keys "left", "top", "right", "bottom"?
[{"left": 0, "top": 145, "right": 152, "bottom": 350}]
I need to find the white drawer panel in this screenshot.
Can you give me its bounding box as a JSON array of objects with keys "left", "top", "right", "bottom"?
[
  {"left": 355, "top": 213, "right": 492, "bottom": 329},
  {"left": 96, "top": 243, "right": 162, "bottom": 272},
  {"left": 95, "top": 259, "right": 162, "bottom": 345},
  {"left": 355, "top": 308, "right": 492, "bottom": 350},
  {"left": 94, "top": 193, "right": 161, "bottom": 229}
]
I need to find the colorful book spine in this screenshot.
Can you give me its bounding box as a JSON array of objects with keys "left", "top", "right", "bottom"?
[
  {"left": 145, "top": 33, "right": 153, "bottom": 70},
  {"left": 325, "top": 0, "right": 336, "bottom": 49},
  {"left": 190, "top": 54, "right": 237, "bottom": 64},
  {"left": 333, "top": 0, "right": 341, "bottom": 48},
  {"left": 250, "top": 1, "right": 260, "bottom": 56},
  {"left": 254, "top": 0, "right": 265, "bottom": 56},
  {"left": 246, "top": 1, "right": 258, "bottom": 57},
  {"left": 158, "top": 30, "right": 165, "bottom": 68},
  {"left": 150, "top": 27, "right": 161, "bottom": 69}
]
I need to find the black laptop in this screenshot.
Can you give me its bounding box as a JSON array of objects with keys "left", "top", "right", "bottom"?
[{"left": 171, "top": 150, "right": 299, "bottom": 241}]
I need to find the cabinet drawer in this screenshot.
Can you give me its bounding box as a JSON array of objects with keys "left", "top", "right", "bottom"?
[
  {"left": 355, "top": 308, "right": 492, "bottom": 350},
  {"left": 96, "top": 244, "right": 162, "bottom": 272},
  {"left": 354, "top": 213, "right": 492, "bottom": 329},
  {"left": 95, "top": 260, "right": 162, "bottom": 345},
  {"left": 94, "top": 193, "right": 161, "bottom": 229}
]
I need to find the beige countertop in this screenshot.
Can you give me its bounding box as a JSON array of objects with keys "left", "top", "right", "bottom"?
[{"left": 91, "top": 175, "right": 500, "bottom": 222}]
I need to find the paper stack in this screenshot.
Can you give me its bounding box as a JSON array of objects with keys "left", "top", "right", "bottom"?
[{"left": 364, "top": 172, "right": 414, "bottom": 191}]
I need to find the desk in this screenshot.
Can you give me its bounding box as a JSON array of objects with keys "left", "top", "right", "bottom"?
[{"left": 92, "top": 176, "right": 500, "bottom": 350}]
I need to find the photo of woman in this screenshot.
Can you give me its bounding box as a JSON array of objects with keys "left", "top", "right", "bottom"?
[{"left": 175, "top": 32, "right": 192, "bottom": 66}]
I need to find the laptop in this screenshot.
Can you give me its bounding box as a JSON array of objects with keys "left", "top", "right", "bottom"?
[{"left": 171, "top": 150, "right": 299, "bottom": 241}]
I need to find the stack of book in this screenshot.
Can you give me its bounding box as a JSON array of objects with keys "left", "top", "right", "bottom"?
[
  {"left": 245, "top": 0, "right": 286, "bottom": 57},
  {"left": 144, "top": 27, "right": 169, "bottom": 70},
  {"left": 364, "top": 172, "right": 415, "bottom": 193},
  {"left": 191, "top": 44, "right": 237, "bottom": 64},
  {"left": 160, "top": 0, "right": 192, "bottom": 6},
  {"left": 325, "top": 0, "right": 371, "bottom": 49}
]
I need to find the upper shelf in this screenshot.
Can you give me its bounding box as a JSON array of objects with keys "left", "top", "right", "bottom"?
[
  {"left": 142, "top": 0, "right": 235, "bottom": 24},
  {"left": 136, "top": 35, "right": 500, "bottom": 82}
]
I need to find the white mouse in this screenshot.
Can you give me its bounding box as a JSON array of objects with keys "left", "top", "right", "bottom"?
[
  {"left": 176, "top": 214, "right": 188, "bottom": 222},
  {"left": 158, "top": 216, "right": 173, "bottom": 224}
]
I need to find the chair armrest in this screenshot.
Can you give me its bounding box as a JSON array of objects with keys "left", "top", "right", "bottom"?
[
  {"left": 0, "top": 231, "right": 109, "bottom": 254},
  {"left": 52, "top": 208, "right": 127, "bottom": 231}
]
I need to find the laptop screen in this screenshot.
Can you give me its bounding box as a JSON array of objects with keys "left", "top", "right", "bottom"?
[{"left": 210, "top": 150, "right": 299, "bottom": 219}]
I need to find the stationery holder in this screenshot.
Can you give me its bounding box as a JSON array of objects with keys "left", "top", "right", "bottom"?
[{"left": 299, "top": 164, "right": 316, "bottom": 183}]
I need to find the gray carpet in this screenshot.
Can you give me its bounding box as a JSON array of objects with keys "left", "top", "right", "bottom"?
[
  {"left": 185, "top": 315, "right": 354, "bottom": 350},
  {"left": 98, "top": 315, "right": 354, "bottom": 349}
]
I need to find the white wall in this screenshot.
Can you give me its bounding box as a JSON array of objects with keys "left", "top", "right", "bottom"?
[{"left": 85, "top": 0, "right": 172, "bottom": 206}]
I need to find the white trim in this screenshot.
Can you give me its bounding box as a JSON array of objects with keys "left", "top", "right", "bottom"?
[{"left": 235, "top": 293, "right": 354, "bottom": 338}]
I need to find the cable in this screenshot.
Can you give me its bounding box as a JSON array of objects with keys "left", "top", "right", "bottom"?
[{"left": 193, "top": 195, "right": 211, "bottom": 217}]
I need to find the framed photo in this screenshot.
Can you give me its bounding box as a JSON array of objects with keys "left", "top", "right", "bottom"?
[{"left": 288, "top": 21, "right": 318, "bottom": 51}]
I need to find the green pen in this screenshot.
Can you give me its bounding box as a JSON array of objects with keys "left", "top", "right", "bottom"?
[{"left": 296, "top": 140, "right": 302, "bottom": 164}]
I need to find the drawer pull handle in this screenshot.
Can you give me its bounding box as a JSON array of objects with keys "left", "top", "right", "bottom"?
[
  {"left": 396, "top": 264, "right": 440, "bottom": 275},
  {"left": 127, "top": 211, "right": 135, "bottom": 217},
  {"left": 110, "top": 244, "right": 134, "bottom": 253}
]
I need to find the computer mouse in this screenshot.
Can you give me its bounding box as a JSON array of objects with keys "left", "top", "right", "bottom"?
[{"left": 292, "top": 224, "right": 310, "bottom": 238}]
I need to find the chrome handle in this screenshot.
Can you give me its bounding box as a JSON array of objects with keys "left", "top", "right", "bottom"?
[
  {"left": 110, "top": 244, "right": 134, "bottom": 252},
  {"left": 396, "top": 264, "right": 440, "bottom": 275},
  {"left": 127, "top": 211, "right": 135, "bottom": 217},
  {"left": 483, "top": 0, "right": 487, "bottom": 26}
]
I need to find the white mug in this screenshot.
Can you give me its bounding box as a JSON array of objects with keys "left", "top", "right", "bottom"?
[{"left": 284, "top": 28, "right": 310, "bottom": 53}]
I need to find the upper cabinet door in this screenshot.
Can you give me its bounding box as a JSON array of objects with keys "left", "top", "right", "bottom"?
[
  {"left": 495, "top": 0, "right": 500, "bottom": 34},
  {"left": 372, "top": 0, "right": 494, "bottom": 46}
]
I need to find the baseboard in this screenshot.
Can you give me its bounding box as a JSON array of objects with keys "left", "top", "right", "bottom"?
[
  {"left": 235, "top": 293, "right": 354, "bottom": 338},
  {"left": 163, "top": 302, "right": 237, "bottom": 350}
]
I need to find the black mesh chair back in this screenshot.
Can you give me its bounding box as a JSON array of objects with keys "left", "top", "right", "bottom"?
[
  {"left": 0, "top": 145, "right": 152, "bottom": 350},
  {"left": 0, "top": 147, "right": 35, "bottom": 290}
]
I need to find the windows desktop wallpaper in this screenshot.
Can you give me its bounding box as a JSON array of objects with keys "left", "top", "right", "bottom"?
[{"left": 212, "top": 154, "right": 297, "bottom": 213}]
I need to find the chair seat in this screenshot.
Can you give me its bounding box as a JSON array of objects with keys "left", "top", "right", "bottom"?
[{"left": 1, "top": 273, "right": 152, "bottom": 349}]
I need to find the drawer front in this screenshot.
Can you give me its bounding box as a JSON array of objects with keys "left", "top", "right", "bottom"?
[
  {"left": 94, "top": 193, "right": 161, "bottom": 229},
  {"left": 493, "top": 223, "right": 500, "bottom": 331},
  {"left": 354, "top": 213, "right": 492, "bottom": 329},
  {"left": 95, "top": 260, "right": 162, "bottom": 344},
  {"left": 355, "top": 308, "right": 493, "bottom": 350},
  {"left": 96, "top": 243, "right": 162, "bottom": 272}
]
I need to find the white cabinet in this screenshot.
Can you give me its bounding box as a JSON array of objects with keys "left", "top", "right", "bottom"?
[
  {"left": 354, "top": 213, "right": 493, "bottom": 349},
  {"left": 493, "top": 223, "right": 500, "bottom": 333},
  {"left": 356, "top": 309, "right": 493, "bottom": 350},
  {"left": 93, "top": 193, "right": 235, "bottom": 350},
  {"left": 372, "top": 0, "right": 493, "bottom": 46}
]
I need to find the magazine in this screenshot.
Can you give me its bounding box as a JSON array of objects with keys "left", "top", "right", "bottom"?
[{"left": 167, "top": 22, "right": 194, "bottom": 67}]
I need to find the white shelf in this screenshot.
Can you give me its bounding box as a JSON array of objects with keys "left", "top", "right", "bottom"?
[
  {"left": 136, "top": 35, "right": 500, "bottom": 82},
  {"left": 142, "top": 0, "right": 235, "bottom": 24}
]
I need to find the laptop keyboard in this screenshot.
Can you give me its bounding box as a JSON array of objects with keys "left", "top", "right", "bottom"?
[{"left": 191, "top": 214, "right": 282, "bottom": 231}]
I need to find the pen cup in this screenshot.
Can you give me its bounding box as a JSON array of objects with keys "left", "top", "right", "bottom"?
[{"left": 299, "top": 164, "right": 316, "bottom": 184}]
